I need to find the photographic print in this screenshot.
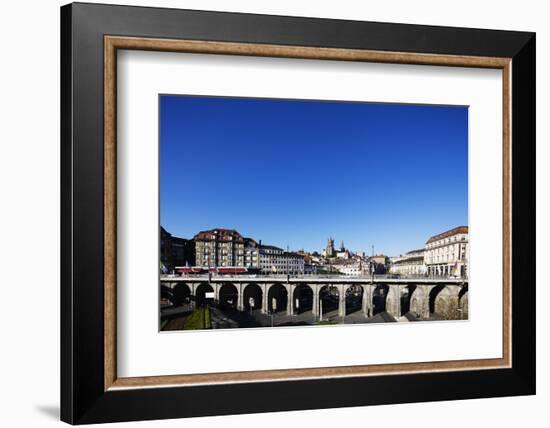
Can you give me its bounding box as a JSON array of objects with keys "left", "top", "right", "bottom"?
[
  {"left": 159, "top": 95, "right": 469, "bottom": 331},
  {"left": 62, "top": 7, "right": 534, "bottom": 421}
]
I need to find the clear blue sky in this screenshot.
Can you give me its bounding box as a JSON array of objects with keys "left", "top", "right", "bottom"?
[{"left": 160, "top": 95, "right": 468, "bottom": 256}]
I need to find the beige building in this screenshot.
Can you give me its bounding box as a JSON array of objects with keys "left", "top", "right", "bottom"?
[
  {"left": 194, "top": 228, "right": 246, "bottom": 268},
  {"left": 391, "top": 249, "right": 426, "bottom": 276},
  {"left": 332, "top": 258, "right": 365, "bottom": 276},
  {"left": 370, "top": 255, "right": 387, "bottom": 265},
  {"left": 424, "top": 226, "right": 469, "bottom": 278},
  {"left": 259, "top": 245, "right": 305, "bottom": 275},
  {"left": 368, "top": 255, "right": 388, "bottom": 274}
]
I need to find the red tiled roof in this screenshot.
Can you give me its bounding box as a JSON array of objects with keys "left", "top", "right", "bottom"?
[
  {"left": 194, "top": 228, "right": 244, "bottom": 242},
  {"left": 426, "top": 226, "right": 468, "bottom": 244}
]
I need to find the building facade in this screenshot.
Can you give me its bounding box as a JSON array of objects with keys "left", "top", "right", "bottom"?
[
  {"left": 194, "top": 228, "right": 245, "bottom": 268},
  {"left": 160, "top": 227, "right": 195, "bottom": 271},
  {"left": 244, "top": 238, "right": 260, "bottom": 270},
  {"left": 424, "top": 226, "right": 469, "bottom": 278},
  {"left": 259, "top": 245, "right": 305, "bottom": 275},
  {"left": 331, "top": 259, "right": 365, "bottom": 276},
  {"left": 391, "top": 249, "right": 426, "bottom": 276},
  {"left": 369, "top": 255, "right": 388, "bottom": 274},
  {"left": 301, "top": 254, "right": 321, "bottom": 275}
]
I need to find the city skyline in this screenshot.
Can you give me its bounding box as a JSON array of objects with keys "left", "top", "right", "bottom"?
[
  {"left": 160, "top": 223, "right": 465, "bottom": 257},
  {"left": 160, "top": 95, "right": 468, "bottom": 256}
]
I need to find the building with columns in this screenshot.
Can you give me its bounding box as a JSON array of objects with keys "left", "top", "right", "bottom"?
[
  {"left": 391, "top": 249, "right": 426, "bottom": 276},
  {"left": 424, "top": 226, "right": 469, "bottom": 278}
]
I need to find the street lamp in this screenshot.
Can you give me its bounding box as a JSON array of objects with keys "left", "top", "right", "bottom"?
[{"left": 286, "top": 244, "right": 289, "bottom": 277}]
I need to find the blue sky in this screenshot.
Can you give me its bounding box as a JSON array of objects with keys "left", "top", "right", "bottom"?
[{"left": 160, "top": 95, "right": 468, "bottom": 256}]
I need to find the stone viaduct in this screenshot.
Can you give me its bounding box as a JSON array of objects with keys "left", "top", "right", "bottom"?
[{"left": 161, "top": 275, "right": 468, "bottom": 320}]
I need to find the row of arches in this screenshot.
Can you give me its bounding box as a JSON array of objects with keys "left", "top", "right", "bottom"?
[
  {"left": 167, "top": 283, "right": 363, "bottom": 315},
  {"left": 164, "top": 282, "right": 469, "bottom": 320}
]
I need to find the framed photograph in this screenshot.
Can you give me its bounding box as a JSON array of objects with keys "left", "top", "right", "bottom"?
[{"left": 61, "top": 2, "right": 535, "bottom": 424}]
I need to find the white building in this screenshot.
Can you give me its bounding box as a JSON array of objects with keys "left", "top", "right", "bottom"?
[
  {"left": 331, "top": 259, "right": 366, "bottom": 276},
  {"left": 391, "top": 249, "right": 426, "bottom": 276},
  {"left": 304, "top": 263, "right": 321, "bottom": 275},
  {"left": 244, "top": 238, "right": 260, "bottom": 269},
  {"left": 424, "top": 226, "right": 469, "bottom": 278},
  {"left": 335, "top": 250, "right": 351, "bottom": 259},
  {"left": 259, "top": 245, "right": 305, "bottom": 275}
]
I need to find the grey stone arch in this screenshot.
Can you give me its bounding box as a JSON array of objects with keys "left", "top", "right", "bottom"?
[
  {"left": 293, "top": 284, "right": 314, "bottom": 314},
  {"left": 243, "top": 283, "right": 263, "bottom": 311},
  {"left": 400, "top": 284, "right": 417, "bottom": 316},
  {"left": 160, "top": 283, "right": 174, "bottom": 304},
  {"left": 409, "top": 285, "right": 427, "bottom": 319},
  {"left": 161, "top": 281, "right": 177, "bottom": 291},
  {"left": 429, "top": 285, "right": 460, "bottom": 319},
  {"left": 385, "top": 286, "right": 401, "bottom": 319},
  {"left": 372, "top": 284, "right": 389, "bottom": 315},
  {"left": 171, "top": 282, "right": 191, "bottom": 306},
  {"left": 218, "top": 283, "right": 239, "bottom": 310},
  {"left": 267, "top": 283, "right": 288, "bottom": 313},
  {"left": 195, "top": 283, "right": 214, "bottom": 307},
  {"left": 319, "top": 284, "right": 340, "bottom": 317},
  {"left": 458, "top": 285, "right": 469, "bottom": 320},
  {"left": 344, "top": 283, "right": 364, "bottom": 315}
]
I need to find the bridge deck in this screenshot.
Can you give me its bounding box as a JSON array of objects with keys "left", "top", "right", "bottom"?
[{"left": 160, "top": 275, "right": 467, "bottom": 285}]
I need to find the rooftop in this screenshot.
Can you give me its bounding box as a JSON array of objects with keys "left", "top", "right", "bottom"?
[
  {"left": 194, "top": 228, "right": 244, "bottom": 242},
  {"left": 259, "top": 244, "right": 283, "bottom": 251},
  {"left": 406, "top": 248, "right": 425, "bottom": 255},
  {"left": 426, "top": 226, "right": 468, "bottom": 244}
]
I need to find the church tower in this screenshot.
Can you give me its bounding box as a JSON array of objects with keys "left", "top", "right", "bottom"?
[{"left": 326, "top": 237, "right": 335, "bottom": 257}]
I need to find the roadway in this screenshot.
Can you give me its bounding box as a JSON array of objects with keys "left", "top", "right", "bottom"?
[{"left": 183, "top": 305, "right": 403, "bottom": 329}]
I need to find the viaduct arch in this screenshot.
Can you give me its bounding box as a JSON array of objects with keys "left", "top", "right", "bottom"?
[{"left": 161, "top": 277, "right": 468, "bottom": 321}]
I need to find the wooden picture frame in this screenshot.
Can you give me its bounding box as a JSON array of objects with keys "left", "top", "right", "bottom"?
[{"left": 61, "top": 2, "right": 535, "bottom": 424}]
